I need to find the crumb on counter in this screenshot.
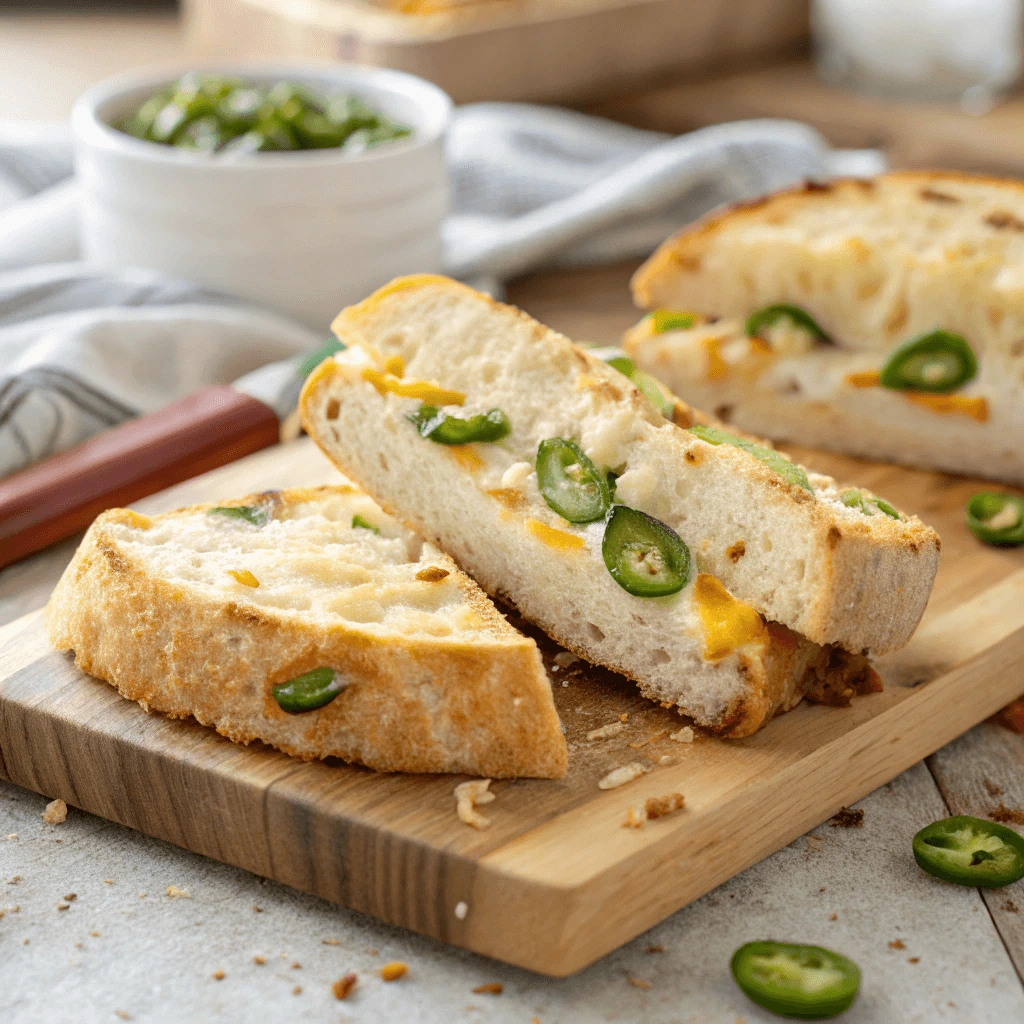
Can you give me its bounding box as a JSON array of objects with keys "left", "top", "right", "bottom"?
[
  {"left": 166, "top": 886, "right": 189, "bottom": 899},
  {"left": 42, "top": 799, "right": 67, "bottom": 825},
  {"left": 627, "top": 976, "right": 652, "bottom": 990},
  {"left": 622, "top": 807, "right": 646, "bottom": 829},
  {"left": 322, "top": 938, "right": 341, "bottom": 946},
  {"left": 670, "top": 726, "right": 695, "bottom": 743},
  {"left": 829, "top": 807, "right": 864, "bottom": 828},
  {"left": 332, "top": 972, "right": 358, "bottom": 1000},
  {"left": 472, "top": 982, "right": 503, "bottom": 995},
  {"left": 645, "top": 944, "right": 664, "bottom": 954},
  {"left": 588, "top": 722, "right": 626, "bottom": 741},
  {"left": 292, "top": 985, "right": 302, "bottom": 995},
  {"left": 455, "top": 779, "right": 495, "bottom": 830},
  {"left": 599, "top": 763, "right": 649, "bottom": 790},
  {"left": 381, "top": 961, "right": 408, "bottom": 982},
  {"left": 989, "top": 803, "right": 1024, "bottom": 826},
  {"left": 212, "top": 971, "right": 225, "bottom": 981},
  {"left": 630, "top": 731, "right": 667, "bottom": 749},
  {"left": 889, "top": 939, "right": 906, "bottom": 950},
  {"left": 253, "top": 956, "right": 265, "bottom": 965}
]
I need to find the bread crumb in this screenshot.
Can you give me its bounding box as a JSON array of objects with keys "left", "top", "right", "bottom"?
[
  {"left": 8, "top": 875, "right": 22, "bottom": 884},
  {"left": 41, "top": 799, "right": 67, "bottom": 824},
  {"left": 332, "top": 972, "right": 358, "bottom": 1000},
  {"left": 365, "top": 947, "right": 379, "bottom": 956},
  {"left": 829, "top": 807, "right": 864, "bottom": 828},
  {"left": 553, "top": 652, "right": 578, "bottom": 669},
  {"left": 115, "top": 1012, "right": 132, "bottom": 1021},
  {"left": 984, "top": 779, "right": 1005, "bottom": 797},
  {"left": 587, "top": 722, "right": 625, "bottom": 741},
  {"left": 1003, "top": 899, "right": 1019, "bottom": 913},
  {"left": 57, "top": 903, "right": 69, "bottom": 911},
  {"left": 627, "top": 976, "right": 652, "bottom": 990},
  {"left": 645, "top": 944, "right": 664, "bottom": 954},
  {"left": 90, "top": 931, "right": 100, "bottom": 938},
  {"left": 657, "top": 755, "right": 675, "bottom": 766},
  {"left": 63, "top": 893, "right": 77, "bottom": 902},
  {"left": 252, "top": 904, "right": 263, "bottom": 912},
  {"left": 104, "top": 880, "right": 113, "bottom": 885},
  {"left": 138, "top": 893, "right": 147, "bottom": 899},
  {"left": 619, "top": 713, "right": 629, "bottom": 722},
  {"left": 989, "top": 803, "right": 1024, "bottom": 826},
  {"left": 645, "top": 793, "right": 685, "bottom": 819},
  {"left": 381, "top": 961, "right": 408, "bottom": 982},
  {"left": 212, "top": 970, "right": 225, "bottom": 981},
  {"left": 292, "top": 985, "right": 302, "bottom": 995},
  {"left": 630, "top": 731, "right": 667, "bottom": 749},
  {"left": 599, "top": 763, "right": 649, "bottom": 790},
  {"left": 622, "top": 807, "right": 646, "bottom": 829},
  {"left": 829, "top": 913, "right": 837, "bottom": 921},
  {"left": 908, "top": 957, "right": 920, "bottom": 964},
  {"left": 454, "top": 901, "right": 469, "bottom": 920},
  {"left": 889, "top": 939, "right": 906, "bottom": 950},
  {"left": 166, "top": 886, "right": 189, "bottom": 899},
  {"left": 291, "top": 961, "right": 301, "bottom": 969},
  {"left": 0, "top": 905, "right": 20, "bottom": 919},
  {"left": 253, "top": 956, "right": 265, "bottom": 964},
  {"left": 4, "top": 834, "right": 17, "bottom": 841},
  {"left": 322, "top": 938, "right": 341, "bottom": 945},
  {"left": 472, "top": 982, "right": 503, "bottom": 995},
  {"left": 670, "top": 727, "right": 695, "bottom": 743},
  {"left": 455, "top": 779, "right": 495, "bottom": 829}
]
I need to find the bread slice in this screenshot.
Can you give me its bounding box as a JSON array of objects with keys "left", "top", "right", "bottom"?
[
  {"left": 300, "top": 275, "right": 937, "bottom": 737},
  {"left": 46, "top": 484, "right": 566, "bottom": 778},
  {"left": 629, "top": 171, "right": 1024, "bottom": 484}
]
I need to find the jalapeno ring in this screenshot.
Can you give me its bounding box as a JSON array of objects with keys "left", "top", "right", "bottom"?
[
  {"left": 965, "top": 492, "right": 1024, "bottom": 547},
  {"left": 913, "top": 815, "right": 1024, "bottom": 888},
  {"left": 601, "top": 505, "right": 691, "bottom": 598},
  {"left": 745, "top": 304, "right": 830, "bottom": 344},
  {"left": 878, "top": 330, "right": 977, "bottom": 394},
  {"left": 536, "top": 438, "right": 612, "bottom": 523}
]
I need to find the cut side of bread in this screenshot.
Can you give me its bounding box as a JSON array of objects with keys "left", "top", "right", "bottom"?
[
  {"left": 300, "top": 275, "right": 937, "bottom": 737},
  {"left": 629, "top": 171, "right": 1024, "bottom": 483},
  {"left": 46, "top": 484, "right": 567, "bottom": 779}
]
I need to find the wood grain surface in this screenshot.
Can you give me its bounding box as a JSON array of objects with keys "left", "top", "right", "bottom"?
[{"left": 2, "top": 432, "right": 1022, "bottom": 975}]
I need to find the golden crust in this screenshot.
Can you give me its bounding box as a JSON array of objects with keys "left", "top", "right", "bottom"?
[{"left": 46, "top": 487, "right": 567, "bottom": 779}]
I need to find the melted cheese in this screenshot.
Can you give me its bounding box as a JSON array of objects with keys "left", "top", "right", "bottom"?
[
  {"left": 227, "top": 569, "right": 260, "bottom": 588},
  {"left": 361, "top": 367, "right": 465, "bottom": 406},
  {"left": 704, "top": 336, "right": 729, "bottom": 380},
  {"left": 525, "top": 518, "right": 586, "bottom": 551},
  {"left": 694, "top": 573, "right": 768, "bottom": 662},
  {"left": 450, "top": 445, "right": 485, "bottom": 472},
  {"left": 845, "top": 370, "right": 882, "bottom": 388},
  {"left": 905, "top": 393, "right": 989, "bottom": 421}
]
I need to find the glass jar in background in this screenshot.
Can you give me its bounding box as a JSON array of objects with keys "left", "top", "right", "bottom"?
[{"left": 813, "top": 0, "right": 1022, "bottom": 113}]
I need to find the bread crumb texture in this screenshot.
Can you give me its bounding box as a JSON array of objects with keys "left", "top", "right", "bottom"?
[
  {"left": 41, "top": 799, "right": 67, "bottom": 825},
  {"left": 455, "top": 778, "right": 495, "bottom": 829},
  {"left": 599, "top": 763, "right": 650, "bottom": 790}
]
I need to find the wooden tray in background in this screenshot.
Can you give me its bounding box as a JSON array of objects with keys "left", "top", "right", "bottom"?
[
  {"left": 183, "top": 0, "right": 807, "bottom": 104},
  {"left": 1, "top": 436, "right": 1023, "bottom": 976}
]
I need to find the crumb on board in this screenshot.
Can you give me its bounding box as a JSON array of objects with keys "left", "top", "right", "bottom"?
[
  {"left": 252, "top": 905, "right": 263, "bottom": 912},
  {"left": 1003, "top": 900, "right": 1019, "bottom": 913},
  {"left": 291, "top": 962, "right": 301, "bottom": 969},
  {"left": 322, "top": 938, "right": 341, "bottom": 946},
  {"left": 454, "top": 901, "right": 469, "bottom": 920},
  {"left": 455, "top": 779, "right": 495, "bottom": 830},
  {"left": 889, "top": 939, "right": 906, "bottom": 950},
  {"left": 332, "top": 972, "right": 358, "bottom": 1000},
  {"left": 0, "top": 905, "right": 20, "bottom": 919},
  {"left": 622, "top": 807, "right": 646, "bottom": 829},
  {"left": 7, "top": 876, "right": 21, "bottom": 884},
  {"left": 627, "top": 976, "right": 652, "bottom": 990},
  {"left": 829, "top": 807, "right": 864, "bottom": 828},
  {"left": 630, "top": 731, "right": 667, "bottom": 749},
  {"left": 166, "top": 886, "right": 189, "bottom": 899},
  {"left": 212, "top": 971, "right": 225, "bottom": 981},
  {"left": 645, "top": 944, "right": 663, "bottom": 954},
  {"left": 90, "top": 931, "right": 100, "bottom": 938},
  {"left": 381, "top": 962, "right": 408, "bottom": 982},
  {"left": 989, "top": 803, "right": 1024, "bottom": 826},
  {"left": 104, "top": 880, "right": 113, "bottom": 885},
  {"left": 472, "top": 982, "right": 503, "bottom": 995},
  {"left": 599, "top": 763, "right": 649, "bottom": 790},
  {"left": 984, "top": 779, "right": 1005, "bottom": 797},
  {"left": 57, "top": 903, "right": 69, "bottom": 911},
  {"left": 587, "top": 722, "right": 626, "bottom": 742},
  {"left": 657, "top": 755, "right": 675, "bottom": 766},
  {"left": 292, "top": 985, "right": 302, "bottom": 995},
  {"left": 619, "top": 713, "right": 629, "bottom": 722},
  {"left": 64, "top": 893, "right": 77, "bottom": 902},
  {"left": 829, "top": 913, "right": 837, "bottom": 921},
  {"left": 253, "top": 956, "right": 265, "bottom": 965},
  {"left": 41, "top": 799, "right": 67, "bottom": 825},
  {"left": 5, "top": 834, "right": 18, "bottom": 841},
  {"left": 908, "top": 957, "right": 920, "bottom": 964},
  {"left": 645, "top": 793, "right": 685, "bottom": 819},
  {"left": 670, "top": 726, "right": 695, "bottom": 743}
]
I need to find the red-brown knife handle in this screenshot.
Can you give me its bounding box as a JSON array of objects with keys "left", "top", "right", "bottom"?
[{"left": 0, "top": 385, "right": 280, "bottom": 571}]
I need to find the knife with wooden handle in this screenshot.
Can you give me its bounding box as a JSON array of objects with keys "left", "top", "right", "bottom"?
[{"left": 0, "top": 385, "right": 281, "bottom": 571}]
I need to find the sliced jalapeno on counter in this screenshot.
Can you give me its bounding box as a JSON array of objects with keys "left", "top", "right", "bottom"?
[
  {"left": 536, "top": 438, "right": 611, "bottom": 523},
  {"left": 649, "top": 309, "right": 696, "bottom": 333},
  {"left": 208, "top": 505, "right": 268, "bottom": 527},
  {"left": 966, "top": 492, "right": 1024, "bottom": 547},
  {"left": 407, "top": 405, "right": 511, "bottom": 445},
  {"left": 602, "top": 505, "right": 691, "bottom": 598},
  {"left": 351, "top": 515, "right": 379, "bottom": 534},
  {"left": 272, "top": 667, "right": 345, "bottom": 713},
  {"left": 689, "top": 425, "right": 812, "bottom": 492},
  {"left": 603, "top": 354, "right": 675, "bottom": 418},
  {"left": 731, "top": 941, "right": 860, "bottom": 1019},
  {"left": 745, "top": 304, "right": 829, "bottom": 344},
  {"left": 913, "top": 815, "right": 1024, "bottom": 888},
  {"left": 839, "top": 488, "right": 900, "bottom": 520},
  {"left": 878, "top": 330, "right": 977, "bottom": 393}
]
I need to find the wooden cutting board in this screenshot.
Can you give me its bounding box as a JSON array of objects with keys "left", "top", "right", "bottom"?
[{"left": 1, "top": 436, "right": 1023, "bottom": 977}]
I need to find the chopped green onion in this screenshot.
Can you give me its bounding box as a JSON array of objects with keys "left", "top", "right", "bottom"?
[
  {"left": 208, "top": 505, "right": 268, "bottom": 527},
  {"left": 840, "top": 488, "right": 901, "bottom": 520},
  {"left": 351, "top": 515, "right": 379, "bottom": 534},
  {"left": 689, "top": 425, "right": 811, "bottom": 492}
]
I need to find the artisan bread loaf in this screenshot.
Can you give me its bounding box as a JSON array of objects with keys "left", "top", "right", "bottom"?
[
  {"left": 46, "top": 484, "right": 566, "bottom": 778},
  {"left": 629, "top": 171, "right": 1024, "bottom": 483},
  {"left": 300, "top": 275, "right": 936, "bottom": 736}
]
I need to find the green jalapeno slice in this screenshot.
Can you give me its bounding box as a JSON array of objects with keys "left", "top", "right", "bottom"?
[
  {"left": 407, "top": 405, "right": 511, "bottom": 445},
  {"left": 272, "top": 667, "right": 345, "bottom": 713},
  {"left": 297, "top": 337, "right": 345, "bottom": 378},
  {"left": 601, "top": 506, "right": 691, "bottom": 598},
  {"left": 731, "top": 941, "right": 860, "bottom": 1019},
  {"left": 689, "top": 425, "right": 811, "bottom": 492},
  {"left": 649, "top": 310, "right": 696, "bottom": 333},
  {"left": 536, "top": 439, "right": 612, "bottom": 523},
  {"left": 878, "top": 330, "right": 977, "bottom": 393},
  {"left": 208, "top": 505, "right": 268, "bottom": 527},
  {"left": 839, "top": 489, "right": 900, "bottom": 520},
  {"left": 745, "top": 304, "right": 830, "bottom": 344},
  {"left": 966, "top": 492, "right": 1024, "bottom": 547},
  {"left": 351, "top": 515, "right": 379, "bottom": 534},
  {"left": 913, "top": 815, "right": 1024, "bottom": 888},
  {"left": 603, "top": 355, "right": 675, "bottom": 418}
]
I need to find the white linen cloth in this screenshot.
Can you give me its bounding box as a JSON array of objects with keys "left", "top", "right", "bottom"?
[{"left": 0, "top": 106, "right": 885, "bottom": 479}]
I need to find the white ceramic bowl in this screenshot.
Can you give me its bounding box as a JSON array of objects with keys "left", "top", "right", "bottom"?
[{"left": 72, "top": 65, "right": 452, "bottom": 330}]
